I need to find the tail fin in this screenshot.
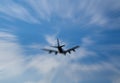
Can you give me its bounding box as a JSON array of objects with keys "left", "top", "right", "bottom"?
[
  {"left": 57, "top": 38, "right": 65, "bottom": 47},
  {"left": 50, "top": 38, "right": 60, "bottom": 48},
  {"left": 50, "top": 46, "right": 58, "bottom": 48},
  {"left": 51, "top": 38, "right": 65, "bottom": 48},
  {"left": 57, "top": 38, "right": 60, "bottom": 46}
]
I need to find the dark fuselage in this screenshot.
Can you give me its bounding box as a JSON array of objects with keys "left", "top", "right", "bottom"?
[{"left": 58, "top": 46, "right": 65, "bottom": 54}]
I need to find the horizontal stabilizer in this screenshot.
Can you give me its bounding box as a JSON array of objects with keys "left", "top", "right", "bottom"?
[
  {"left": 50, "top": 46, "right": 58, "bottom": 48},
  {"left": 60, "top": 45, "right": 65, "bottom": 47}
]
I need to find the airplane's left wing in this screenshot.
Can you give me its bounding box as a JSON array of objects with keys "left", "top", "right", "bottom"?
[
  {"left": 65, "top": 46, "right": 79, "bottom": 54},
  {"left": 42, "top": 48, "right": 58, "bottom": 55}
]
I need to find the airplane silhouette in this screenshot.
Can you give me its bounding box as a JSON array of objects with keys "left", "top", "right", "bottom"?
[{"left": 42, "top": 38, "right": 79, "bottom": 55}]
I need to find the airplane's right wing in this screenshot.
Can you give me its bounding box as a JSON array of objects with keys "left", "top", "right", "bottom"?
[
  {"left": 65, "top": 46, "right": 79, "bottom": 54},
  {"left": 42, "top": 48, "right": 58, "bottom": 55}
]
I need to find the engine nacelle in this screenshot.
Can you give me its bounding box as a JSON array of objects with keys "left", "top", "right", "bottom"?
[
  {"left": 72, "top": 49, "right": 75, "bottom": 52},
  {"left": 68, "top": 51, "right": 71, "bottom": 54},
  {"left": 55, "top": 52, "right": 58, "bottom": 55},
  {"left": 49, "top": 51, "right": 52, "bottom": 53}
]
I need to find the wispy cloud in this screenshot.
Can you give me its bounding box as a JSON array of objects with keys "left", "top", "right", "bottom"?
[
  {"left": 28, "top": 55, "right": 60, "bottom": 75},
  {"left": 45, "top": 35, "right": 57, "bottom": 46},
  {"left": 0, "top": 32, "right": 26, "bottom": 79},
  {"left": 0, "top": 0, "right": 120, "bottom": 83},
  {"left": 27, "top": 0, "right": 53, "bottom": 21},
  {"left": 1, "top": 0, "right": 119, "bottom": 27},
  {"left": 26, "top": 0, "right": 120, "bottom": 28},
  {"left": 81, "top": 37, "right": 94, "bottom": 46},
  {"left": 64, "top": 62, "right": 120, "bottom": 83},
  {"left": 0, "top": 31, "right": 119, "bottom": 83},
  {"left": 0, "top": 0, "right": 39, "bottom": 23},
  {"left": 27, "top": 54, "right": 62, "bottom": 83}
]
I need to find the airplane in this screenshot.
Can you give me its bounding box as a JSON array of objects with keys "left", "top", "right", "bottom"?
[{"left": 42, "top": 38, "right": 79, "bottom": 55}]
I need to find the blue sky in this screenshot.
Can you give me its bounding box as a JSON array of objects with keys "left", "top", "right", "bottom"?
[{"left": 0, "top": 0, "right": 120, "bottom": 83}]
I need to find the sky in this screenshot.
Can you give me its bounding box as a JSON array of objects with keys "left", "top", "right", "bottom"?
[{"left": 0, "top": 0, "right": 120, "bottom": 83}]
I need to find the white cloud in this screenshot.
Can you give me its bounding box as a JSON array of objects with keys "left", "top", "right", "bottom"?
[
  {"left": 64, "top": 61, "right": 120, "bottom": 83},
  {"left": 45, "top": 35, "right": 57, "bottom": 46},
  {"left": 26, "top": 54, "right": 65, "bottom": 83},
  {"left": 1, "top": 0, "right": 119, "bottom": 27},
  {"left": 27, "top": 0, "right": 53, "bottom": 21},
  {"left": 27, "top": 0, "right": 77, "bottom": 21},
  {"left": 27, "top": 44, "right": 43, "bottom": 50},
  {"left": 0, "top": 0, "right": 39, "bottom": 23},
  {"left": 45, "top": 33, "right": 66, "bottom": 46},
  {"left": 89, "top": 14, "right": 107, "bottom": 26},
  {"left": 28, "top": 55, "right": 60, "bottom": 74},
  {"left": 26, "top": 0, "right": 120, "bottom": 28},
  {"left": 81, "top": 37, "right": 94, "bottom": 46},
  {"left": 0, "top": 1, "right": 119, "bottom": 82},
  {"left": 21, "top": 35, "right": 120, "bottom": 83},
  {"left": 0, "top": 32, "right": 16, "bottom": 41},
  {"left": 0, "top": 32, "right": 25, "bottom": 79}
]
